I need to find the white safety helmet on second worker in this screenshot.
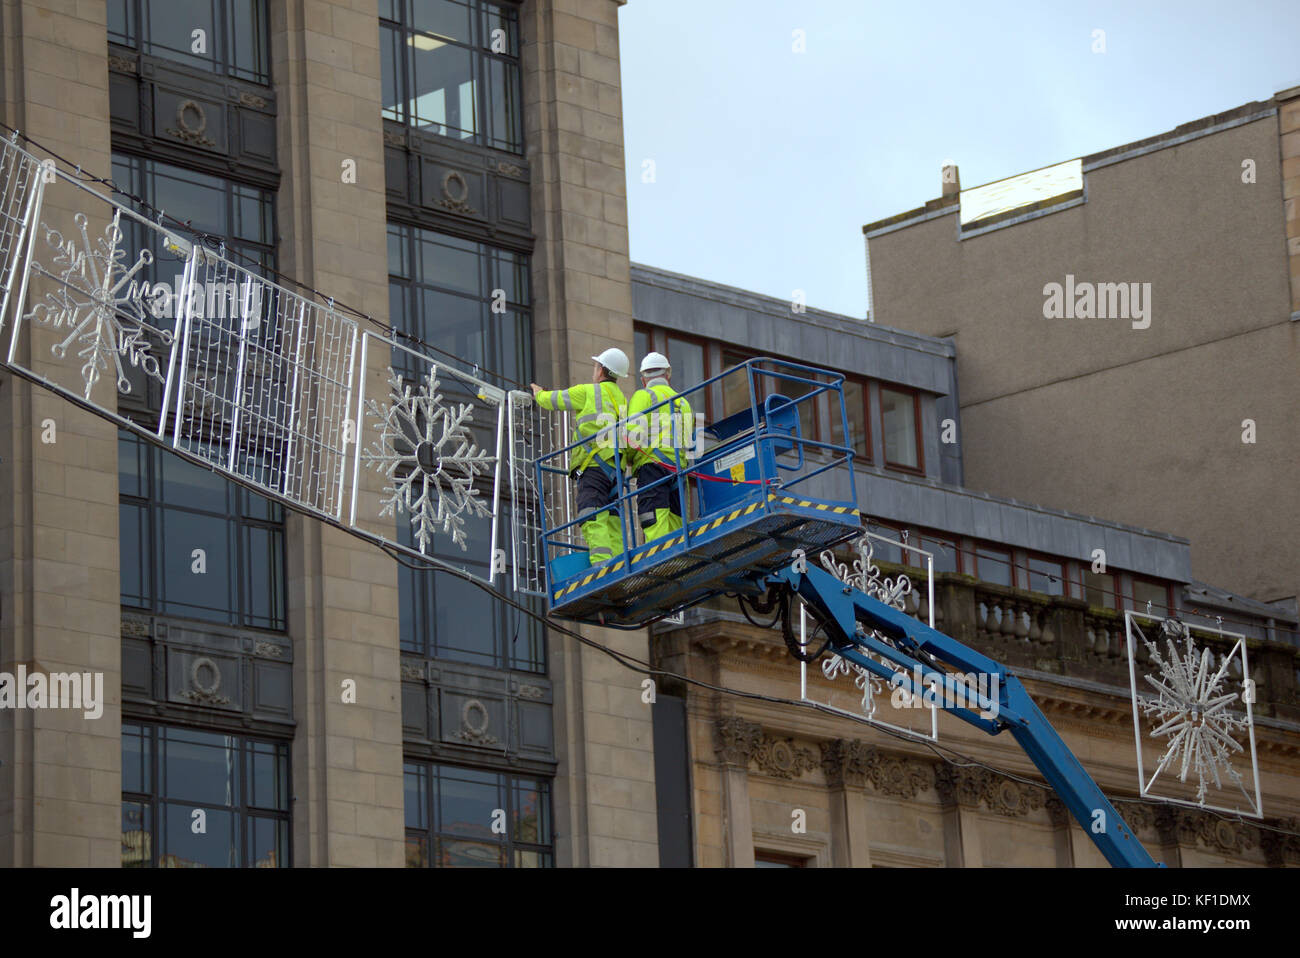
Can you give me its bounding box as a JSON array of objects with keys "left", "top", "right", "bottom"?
[
  {"left": 640, "top": 351, "right": 670, "bottom": 375},
  {"left": 592, "top": 347, "right": 630, "bottom": 378}
]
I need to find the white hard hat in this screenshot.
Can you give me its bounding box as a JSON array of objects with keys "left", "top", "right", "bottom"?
[
  {"left": 592, "top": 347, "right": 629, "bottom": 378},
  {"left": 640, "top": 351, "right": 670, "bottom": 374}
]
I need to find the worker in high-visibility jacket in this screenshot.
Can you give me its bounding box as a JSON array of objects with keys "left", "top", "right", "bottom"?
[
  {"left": 531, "top": 347, "right": 630, "bottom": 565},
  {"left": 626, "top": 351, "right": 694, "bottom": 542}
]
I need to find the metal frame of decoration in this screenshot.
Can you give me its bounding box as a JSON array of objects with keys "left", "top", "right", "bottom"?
[
  {"left": 799, "top": 529, "right": 940, "bottom": 743},
  {"left": 506, "top": 389, "right": 574, "bottom": 596},
  {"left": 1124, "top": 610, "right": 1262, "bottom": 818},
  {"left": 349, "top": 330, "right": 508, "bottom": 583}
]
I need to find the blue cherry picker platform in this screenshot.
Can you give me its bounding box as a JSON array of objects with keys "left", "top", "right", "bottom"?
[
  {"left": 537, "top": 358, "right": 863, "bottom": 627},
  {"left": 530, "top": 356, "right": 1159, "bottom": 868}
]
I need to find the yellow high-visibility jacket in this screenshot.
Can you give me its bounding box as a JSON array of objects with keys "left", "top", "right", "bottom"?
[
  {"left": 626, "top": 381, "right": 694, "bottom": 471},
  {"left": 535, "top": 380, "right": 628, "bottom": 472}
]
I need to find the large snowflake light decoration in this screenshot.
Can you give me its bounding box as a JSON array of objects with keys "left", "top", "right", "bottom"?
[
  {"left": 25, "top": 210, "right": 171, "bottom": 399},
  {"left": 1136, "top": 618, "right": 1252, "bottom": 805},
  {"left": 817, "top": 534, "right": 913, "bottom": 718},
  {"left": 361, "top": 366, "right": 495, "bottom": 553}
]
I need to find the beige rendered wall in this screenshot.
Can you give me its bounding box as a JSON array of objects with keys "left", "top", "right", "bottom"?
[
  {"left": 867, "top": 112, "right": 1300, "bottom": 605},
  {"left": 0, "top": 0, "right": 122, "bottom": 866},
  {"left": 523, "top": 0, "right": 659, "bottom": 866}
]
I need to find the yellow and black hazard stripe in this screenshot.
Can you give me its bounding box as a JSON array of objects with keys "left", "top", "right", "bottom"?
[
  {"left": 553, "top": 496, "right": 859, "bottom": 601},
  {"left": 767, "top": 493, "right": 858, "bottom": 517}
]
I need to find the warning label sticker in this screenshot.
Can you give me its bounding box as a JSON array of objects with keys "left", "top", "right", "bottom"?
[{"left": 715, "top": 444, "right": 755, "bottom": 474}]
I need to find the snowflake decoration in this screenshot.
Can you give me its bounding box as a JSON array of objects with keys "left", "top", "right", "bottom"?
[
  {"left": 361, "top": 366, "right": 495, "bottom": 553},
  {"left": 817, "top": 534, "right": 913, "bottom": 717},
  {"left": 25, "top": 209, "right": 171, "bottom": 399},
  {"left": 1136, "top": 618, "right": 1251, "bottom": 805}
]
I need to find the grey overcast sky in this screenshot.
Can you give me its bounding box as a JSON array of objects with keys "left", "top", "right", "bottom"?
[{"left": 617, "top": 0, "right": 1300, "bottom": 318}]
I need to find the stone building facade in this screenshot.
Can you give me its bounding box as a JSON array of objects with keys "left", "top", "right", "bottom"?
[{"left": 0, "top": 0, "right": 657, "bottom": 868}]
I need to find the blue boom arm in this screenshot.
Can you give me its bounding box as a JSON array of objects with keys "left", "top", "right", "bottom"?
[{"left": 767, "top": 562, "right": 1159, "bottom": 868}]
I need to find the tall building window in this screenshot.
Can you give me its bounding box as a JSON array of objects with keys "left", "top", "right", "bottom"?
[
  {"left": 120, "top": 430, "right": 286, "bottom": 631},
  {"left": 1028, "top": 556, "right": 1065, "bottom": 596},
  {"left": 122, "top": 723, "right": 290, "bottom": 867},
  {"left": 975, "top": 545, "right": 1013, "bottom": 587},
  {"left": 1131, "top": 578, "right": 1172, "bottom": 618},
  {"left": 829, "top": 378, "right": 869, "bottom": 460},
  {"left": 387, "top": 222, "right": 531, "bottom": 388},
  {"left": 404, "top": 762, "right": 552, "bottom": 867},
  {"left": 112, "top": 154, "right": 277, "bottom": 414},
  {"left": 880, "top": 387, "right": 921, "bottom": 471},
  {"left": 113, "top": 154, "right": 275, "bottom": 272},
  {"left": 108, "top": 0, "right": 271, "bottom": 84},
  {"left": 380, "top": 0, "right": 524, "bottom": 154},
  {"left": 397, "top": 509, "right": 544, "bottom": 672},
  {"left": 1084, "top": 569, "right": 1117, "bottom": 609}
]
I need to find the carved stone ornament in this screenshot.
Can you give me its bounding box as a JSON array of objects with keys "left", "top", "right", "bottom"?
[
  {"left": 436, "top": 169, "right": 478, "bottom": 215},
  {"left": 238, "top": 91, "right": 267, "bottom": 109},
  {"left": 253, "top": 641, "right": 284, "bottom": 659},
  {"left": 400, "top": 662, "right": 425, "bottom": 680},
  {"left": 516, "top": 683, "right": 544, "bottom": 701},
  {"left": 751, "top": 735, "right": 819, "bottom": 780},
  {"left": 1154, "top": 807, "right": 1258, "bottom": 854},
  {"left": 1259, "top": 817, "right": 1300, "bottom": 867},
  {"left": 108, "top": 54, "right": 136, "bottom": 74},
  {"left": 714, "top": 716, "right": 762, "bottom": 767},
  {"left": 166, "top": 99, "right": 217, "bottom": 149},
  {"left": 820, "top": 739, "right": 875, "bottom": 788},
  {"left": 934, "top": 765, "right": 1046, "bottom": 817},
  {"left": 180, "top": 655, "right": 231, "bottom": 706},
  {"left": 452, "top": 698, "right": 500, "bottom": 746},
  {"left": 868, "top": 751, "right": 934, "bottom": 799}
]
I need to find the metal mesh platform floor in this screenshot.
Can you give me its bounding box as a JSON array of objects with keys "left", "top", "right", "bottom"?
[{"left": 550, "top": 495, "right": 860, "bottom": 627}]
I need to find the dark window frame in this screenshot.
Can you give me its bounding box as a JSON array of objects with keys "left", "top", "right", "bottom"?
[
  {"left": 122, "top": 721, "right": 291, "bottom": 868},
  {"left": 108, "top": 0, "right": 272, "bottom": 85},
  {"left": 403, "top": 759, "right": 553, "bottom": 868},
  {"left": 386, "top": 219, "right": 532, "bottom": 387},
  {"left": 380, "top": 0, "right": 525, "bottom": 155},
  {"left": 119, "top": 430, "right": 288, "bottom": 632}
]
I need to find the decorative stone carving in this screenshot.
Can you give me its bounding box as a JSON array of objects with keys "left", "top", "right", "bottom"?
[
  {"left": 253, "top": 641, "right": 284, "bottom": 659},
  {"left": 165, "top": 99, "right": 217, "bottom": 148},
  {"left": 495, "top": 160, "right": 525, "bottom": 178},
  {"left": 1045, "top": 796, "right": 1070, "bottom": 827},
  {"left": 238, "top": 91, "right": 267, "bottom": 109},
  {"left": 934, "top": 765, "right": 1046, "bottom": 817},
  {"left": 751, "top": 734, "right": 819, "bottom": 780},
  {"left": 1259, "top": 818, "right": 1300, "bottom": 867},
  {"left": 452, "top": 697, "right": 500, "bottom": 746},
  {"left": 179, "top": 655, "right": 231, "bottom": 706},
  {"left": 435, "top": 169, "right": 478, "bottom": 215},
  {"left": 1152, "top": 806, "right": 1257, "bottom": 854},
  {"left": 400, "top": 662, "right": 425, "bottom": 680},
  {"left": 820, "top": 739, "right": 874, "bottom": 788},
  {"left": 108, "top": 54, "right": 136, "bottom": 73},
  {"left": 383, "top": 128, "right": 405, "bottom": 146},
  {"left": 715, "top": 716, "right": 762, "bottom": 767},
  {"left": 516, "top": 683, "right": 544, "bottom": 701},
  {"left": 870, "top": 752, "right": 934, "bottom": 799},
  {"left": 121, "top": 613, "right": 151, "bottom": 638}
]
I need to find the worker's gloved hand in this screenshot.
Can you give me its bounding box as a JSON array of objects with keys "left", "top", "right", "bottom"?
[{"left": 530, "top": 383, "right": 543, "bottom": 397}]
